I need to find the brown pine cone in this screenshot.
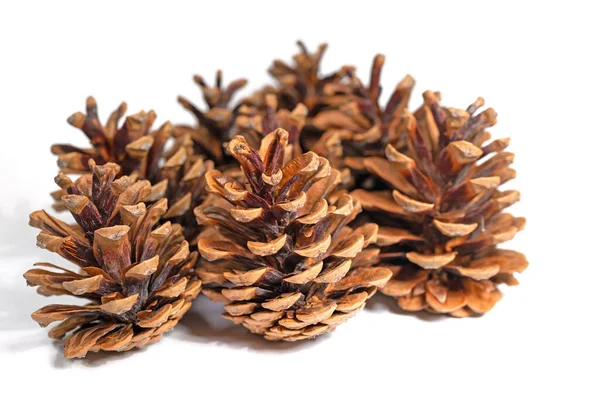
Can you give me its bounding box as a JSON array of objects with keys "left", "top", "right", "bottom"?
[
  {"left": 143, "top": 137, "right": 214, "bottom": 245},
  {"left": 195, "top": 129, "right": 391, "bottom": 341},
  {"left": 24, "top": 161, "right": 201, "bottom": 358},
  {"left": 50, "top": 97, "right": 214, "bottom": 243},
  {"left": 269, "top": 41, "right": 346, "bottom": 111},
  {"left": 52, "top": 96, "right": 164, "bottom": 176},
  {"left": 352, "top": 91, "right": 527, "bottom": 317},
  {"left": 310, "top": 55, "right": 415, "bottom": 174},
  {"left": 176, "top": 70, "right": 247, "bottom": 165}
]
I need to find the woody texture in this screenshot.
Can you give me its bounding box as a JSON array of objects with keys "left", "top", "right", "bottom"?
[
  {"left": 24, "top": 161, "right": 201, "bottom": 357},
  {"left": 50, "top": 97, "right": 214, "bottom": 244},
  {"left": 233, "top": 93, "right": 307, "bottom": 155},
  {"left": 176, "top": 71, "right": 248, "bottom": 165},
  {"left": 21, "top": 41, "right": 529, "bottom": 358},
  {"left": 350, "top": 91, "right": 528, "bottom": 316},
  {"left": 52, "top": 96, "right": 163, "bottom": 177},
  {"left": 195, "top": 129, "right": 391, "bottom": 341},
  {"left": 268, "top": 41, "right": 333, "bottom": 111},
  {"left": 310, "top": 54, "right": 415, "bottom": 177}
]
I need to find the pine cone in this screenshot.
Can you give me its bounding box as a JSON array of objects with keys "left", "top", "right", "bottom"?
[
  {"left": 50, "top": 97, "right": 214, "bottom": 243},
  {"left": 195, "top": 129, "right": 391, "bottom": 341},
  {"left": 145, "top": 138, "right": 214, "bottom": 245},
  {"left": 52, "top": 96, "right": 164, "bottom": 177},
  {"left": 269, "top": 41, "right": 345, "bottom": 111},
  {"left": 310, "top": 55, "right": 415, "bottom": 174},
  {"left": 24, "top": 161, "right": 201, "bottom": 357},
  {"left": 176, "top": 70, "right": 247, "bottom": 165},
  {"left": 352, "top": 91, "right": 527, "bottom": 317}
]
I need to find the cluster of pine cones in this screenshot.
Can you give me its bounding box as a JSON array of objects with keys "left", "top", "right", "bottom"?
[{"left": 25, "top": 42, "right": 528, "bottom": 358}]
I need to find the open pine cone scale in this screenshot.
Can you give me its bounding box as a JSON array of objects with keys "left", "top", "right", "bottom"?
[{"left": 195, "top": 129, "right": 391, "bottom": 341}]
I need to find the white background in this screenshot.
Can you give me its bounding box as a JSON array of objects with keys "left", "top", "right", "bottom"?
[{"left": 1, "top": 1, "right": 598, "bottom": 399}]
